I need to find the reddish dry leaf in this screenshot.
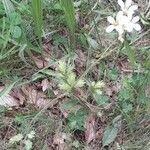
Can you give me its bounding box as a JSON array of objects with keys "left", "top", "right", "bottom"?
[
  {"left": 104, "top": 86, "right": 113, "bottom": 97},
  {"left": 53, "top": 132, "right": 66, "bottom": 150},
  {"left": 95, "top": 128, "right": 104, "bottom": 141},
  {"left": 59, "top": 107, "right": 69, "bottom": 118},
  {"left": 74, "top": 89, "right": 88, "bottom": 100},
  {"left": 29, "top": 88, "right": 38, "bottom": 104},
  {"left": 48, "top": 147, "right": 54, "bottom": 150},
  {"left": 0, "top": 87, "right": 19, "bottom": 107},
  {"left": 10, "top": 89, "right": 25, "bottom": 105},
  {"left": 21, "top": 86, "right": 50, "bottom": 108},
  {"left": 85, "top": 113, "right": 96, "bottom": 144},
  {"left": 41, "top": 79, "right": 50, "bottom": 92},
  {"left": 32, "top": 92, "right": 48, "bottom": 108},
  {"left": 32, "top": 56, "right": 44, "bottom": 69},
  {"left": 75, "top": 49, "right": 86, "bottom": 76},
  {"left": 53, "top": 132, "right": 72, "bottom": 150},
  {"left": 0, "top": 94, "right": 19, "bottom": 107}
]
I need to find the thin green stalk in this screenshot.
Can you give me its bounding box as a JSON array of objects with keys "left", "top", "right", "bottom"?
[
  {"left": 31, "top": 0, "right": 43, "bottom": 46},
  {"left": 60, "top": 0, "right": 76, "bottom": 51}
]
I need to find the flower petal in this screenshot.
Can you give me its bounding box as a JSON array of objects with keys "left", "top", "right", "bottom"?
[
  {"left": 116, "top": 25, "right": 124, "bottom": 35},
  {"left": 133, "top": 23, "right": 141, "bottom": 31},
  {"left": 125, "top": 0, "right": 132, "bottom": 9},
  {"left": 128, "top": 5, "right": 138, "bottom": 12},
  {"left": 125, "top": 23, "right": 133, "bottom": 32},
  {"left": 106, "top": 25, "right": 115, "bottom": 33},
  {"left": 117, "top": 12, "right": 129, "bottom": 25},
  {"left": 118, "top": 0, "right": 125, "bottom": 10},
  {"left": 116, "top": 11, "right": 124, "bottom": 22},
  {"left": 107, "top": 16, "right": 115, "bottom": 24},
  {"left": 132, "top": 16, "right": 140, "bottom": 23},
  {"left": 127, "top": 11, "right": 134, "bottom": 20}
]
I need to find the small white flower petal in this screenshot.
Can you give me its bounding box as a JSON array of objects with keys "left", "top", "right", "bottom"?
[
  {"left": 107, "top": 16, "right": 115, "bottom": 24},
  {"left": 127, "top": 11, "right": 134, "bottom": 20},
  {"left": 132, "top": 16, "right": 140, "bottom": 23},
  {"left": 116, "top": 11, "right": 124, "bottom": 22},
  {"left": 116, "top": 25, "right": 124, "bottom": 35},
  {"left": 118, "top": 14, "right": 130, "bottom": 25},
  {"left": 128, "top": 5, "right": 138, "bottom": 12},
  {"left": 118, "top": 0, "right": 125, "bottom": 10},
  {"left": 133, "top": 23, "right": 141, "bottom": 31},
  {"left": 125, "top": 23, "right": 133, "bottom": 32},
  {"left": 106, "top": 25, "right": 115, "bottom": 33},
  {"left": 125, "top": 0, "right": 132, "bottom": 9}
]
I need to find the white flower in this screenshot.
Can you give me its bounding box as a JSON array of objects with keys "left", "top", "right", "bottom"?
[
  {"left": 106, "top": 0, "right": 141, "bottom": 42},
  {"left": 124, "top": 16, "right": 141, "bottom": 32},
  {"left": 106, "top": 12, "right": 124, "bottom": 34},
  {"left": 106, "top": 12, "right": 126, "bottom": 42},
  {"left": 118, "top": 0, "right": 138, "bottom": 18}
]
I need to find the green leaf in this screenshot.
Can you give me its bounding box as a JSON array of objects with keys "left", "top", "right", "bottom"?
[
  {"left": 107, "top": 69, "right": 118, "bottom": 81},
  {"left": 102, "top": 125, "right": 118, "bottom": 147},
  {"left": 119, "top": 89, "right": 132, "bottom": 101},
  {"left": 2, "top": 0, "right": 14, "bottom": 17},
  {"left": 9, "top": 12, "right": 22, "bottom": 25},
  {"left": 67, "top": 72, "right": 76, "bottom": 85},
  {"left": 86, "top": 35, "right": 99, "bottom": 50},
  {"left": 60, "top": 0, "right": 76, "bottom": 33},
  {"left": 18, "top": 44, "right": 31, "bottom": 66},
  {"left": 68, "top": 108, "right": 88, "bottom": 130},
  {"left": 58, "top": 82, "right": 71, "bottom": 91},
  {"left": 11, "top": 26, "right": 22, "bottom": 38},
  {"left": 9, "top": 134, "right": 23, "bottom": 144},
  {"left": 31, "top": 0, "right": 43, "bottom": 40},
  {"left": 0, "top": 2, "right": 5, "bottom": 15},
  {"left": 72, "top": 140, "right": 80, "bottom": 148},
  {"left": 0, "top": 106, "right": 5, "bottom": 113},
  {"left": 62, "top": 99, "right": 78, "bottom": 110},
  {"left": 53, "top": 3, "right": 62, "bottom": 10},
  {"left": 27, "top": 131, "right": 36, "bottom": 139},
  {"left": 102, "top": 116, "right": 122, "bottom": 147},
  {"left": 96, "top": 95, "right": 109, "bottom": 105},
  {"left": 122, "top": 103, "right": 133, "bottom": 113},
  {"left": 24, "top": 140, "right": 32, "bottom": 150},
  {"left": 75, "top": 79, "right": 85, "bottom": 88}
]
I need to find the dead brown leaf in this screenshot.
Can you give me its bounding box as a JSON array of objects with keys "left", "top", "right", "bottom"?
[
  {"left": 104, "top": 86, "right": 113, "bottom": 97},
  {"left": 10, "top": 89, "right": 25, "bottom": 105},
  {"left": 85, "top": 113, "right": 96, "bottom": 144},
  {"left": 41, "top": 78, "right": 50, "bottom": 92},
  {"left": 32, "top": 55, "right": 44, "bottom": 68},
  {"left": 75, "top": 49, "right": 86, "bottom": 76},
  {"left": 0, "top": 94, "right": 19, "bottom": 107},
  {"left": 21, "top": 86, "right": 50, "bottom": 108},
  {"left": 0, "top": 87, "right": 19, "bottom": 107},
  {"left": 36, "top": 92, "right": 49, "bottom": 108},
  {"left": 53, "top": 131, "right": 72, "bottom": 150},
  {"left": 53, "top": 133, "right": 66, "bottom": 150}
]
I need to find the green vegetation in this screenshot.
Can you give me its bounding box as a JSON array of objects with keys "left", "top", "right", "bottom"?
[{"left": 0, "top": 0, "right": 150, "bottom": 149}]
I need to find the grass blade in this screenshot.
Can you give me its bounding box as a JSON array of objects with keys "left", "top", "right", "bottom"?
[
  {"left": 60, "top": 0, "right": 76, "bottom": 51},
  {"left": 31, "top": 0, "right": 43, "bottom": 42},
  {"left": 2, "top": 0, "right": 14, "bottom": 17},
  {"left": 60, "top": 0, "right": 76, "bottom": 33}
]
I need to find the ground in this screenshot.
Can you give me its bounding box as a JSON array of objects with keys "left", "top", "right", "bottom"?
[{"left": 0, "top": 0, "right": 150, "bottom": 150}]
